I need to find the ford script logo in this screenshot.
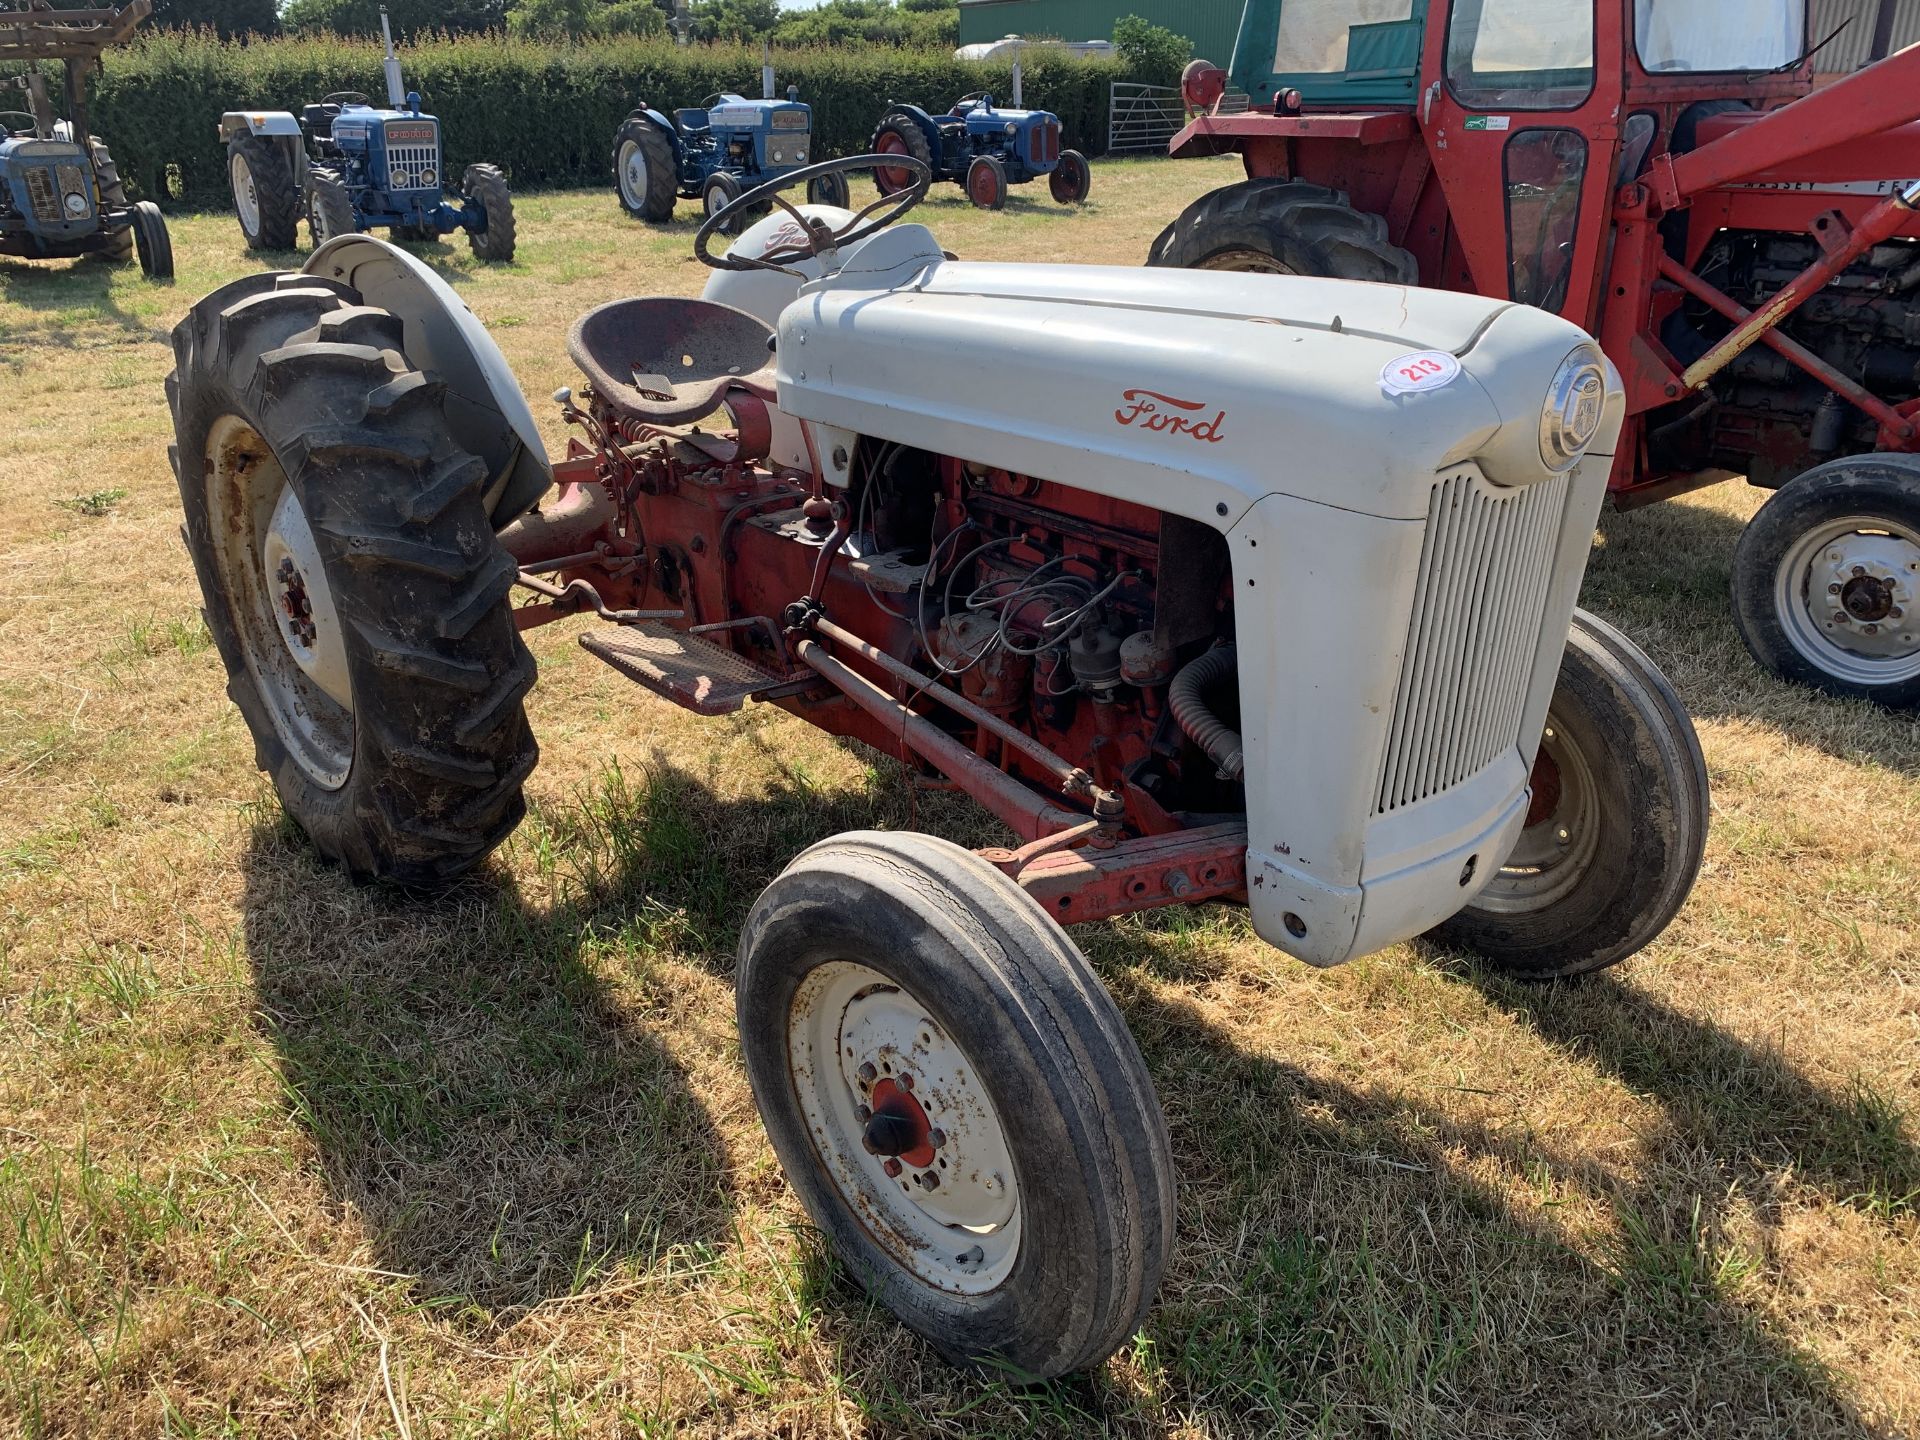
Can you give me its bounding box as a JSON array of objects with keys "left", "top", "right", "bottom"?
[{"left": 1114, "top": 389, "right": 1225, "bottom": 443}]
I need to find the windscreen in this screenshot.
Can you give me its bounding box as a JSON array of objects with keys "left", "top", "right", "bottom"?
[
  {"left": 1447, "top": 0, "right": 1596, "bottom": 108},
  {"left": 1274, "top": 0, "right": 1415, "bottom": 73},
  {"left": 1636, "top": 0, "right": 1806, "bottom": 72}
]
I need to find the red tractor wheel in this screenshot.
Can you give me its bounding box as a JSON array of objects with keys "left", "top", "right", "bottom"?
[
  {"left": 1049, "top": 149, "right": 1091, "bottom": 205},
  {"left": 870, "top": 114, "right": 932, "bottom": 197},
  {"left": 966, "top": 155, "right": 1007, "bottom": 211}
]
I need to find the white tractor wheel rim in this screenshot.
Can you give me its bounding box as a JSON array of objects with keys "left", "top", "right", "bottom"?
[
  {"left": 231, "top": 152, "right": 260, "bottom": 235},
  {"left": 1199, "top": 250, "right": 1297, "bottom": 275},
  {"left": 1775, "top": 514, "right": 1920, "bottom": 685},
  {"left": 1476, "top": 719, "right": 1602, "bottom": 912},
  {"left": 788, "top": 961, "right": 1021, "bottom": 1295},
  {"left": 205, "top": 414, "right": 354, "bottom": 789},
  {"left": 618, "top": 139, "right": 647, "bottom": 208}
]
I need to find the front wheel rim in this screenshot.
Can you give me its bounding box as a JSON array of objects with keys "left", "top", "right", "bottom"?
[
  {"left": 788, "top": 961, "right": 1021, "bottom": 1295},
  {"left": 1773, "top": 513, "right": 1920, "bottom": 686},
  {"left": 230, "top": 153, "right": 260, "bottom": 235},
  {"left": 205, "top": 414, "right": 354, "bottom": 788},
  {"left": 1475, "top": 719, "right": 1603, "bottom": 913},
  {"left": 617, "top": 139, "right": 646, "bottom": 208}
]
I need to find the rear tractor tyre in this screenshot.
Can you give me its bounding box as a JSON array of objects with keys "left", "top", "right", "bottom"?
[
  {"left": 305, "top": 167, "right": 358, "bottom": 248},
  {"left": 737, "top": 830, "right": 1175, "bottom": 1380},
  {"left": 805, "top": 169, "right": 851, "bottom": 209},
  {"left": 1427, "top": 610, "right": 1708, "bottom": 980},
  {"left": 1049, "top": 149, "right": 1091, "bottom": 205},
  {"left": 1730, "top": 454, "right": 1920, "bottom": 708},
  {"left": 89, "top": 140, "right": 135, "bottom": 263},
  {"left": 870, "top": 114, "right": 933, "bottom": 198},
  {"left": 462, "top": 163, "right": 516, "bottom": 263},
  {"left": 613, "top": 117, "right": 679, "bottom": 221},
  {"left": 131, "top": 201, "right": 173, "bottom": 280},
  {"left": 227, "top": 134, "right": 301, "bottom": 251},
  {"left": 1146, "top": 177, "right": 1417, "bottom": 283},
  {"left": 966, "top": 155, "right": 1007, "bottom": 211},
  {"left": 164, "top": 272, "right": 537, "bottom": 884}
]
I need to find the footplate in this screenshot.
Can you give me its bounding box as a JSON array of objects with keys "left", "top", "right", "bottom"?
[{"left": 580, "top": 621, "right": 785, "bottom": 715}]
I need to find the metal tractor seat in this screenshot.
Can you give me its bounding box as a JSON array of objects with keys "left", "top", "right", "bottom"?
[
  {"left": 301, "top": 103, "right": 342, "bottom": 136},
  {"left": 566, "top": 297, "right": 775, "bottom": 425}
]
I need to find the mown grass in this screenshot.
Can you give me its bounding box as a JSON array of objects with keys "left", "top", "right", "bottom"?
[{"left": 2, "top": 156, "right": 1918, "bottom": 1437}]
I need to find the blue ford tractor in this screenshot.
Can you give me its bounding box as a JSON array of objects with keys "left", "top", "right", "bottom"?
[
  {"left": 612, "top": 58, "right": 850, "bottom": 231},
  {"left": 0, "top": 1, "right": 172, "bottom": 279},
  {"left": 870, "top": 89, "right": 1090, "bottom": 211},
  {"left": 218, "top": 8, "right": 513, "bottom": 261}
]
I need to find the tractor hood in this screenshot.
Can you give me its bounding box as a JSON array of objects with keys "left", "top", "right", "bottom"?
[{"left": 773, "top": 227, "right": 1614, "bottom": 528}]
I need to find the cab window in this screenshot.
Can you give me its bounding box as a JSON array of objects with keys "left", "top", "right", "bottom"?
[
  {"left": 1636, "top": 0, "right": 1804, "bottom": 73},
  {"left": 1447, "top": 0, "right": 1596, "bottom": 109},
  {"left": 1275, "top": 0, "right": 1415, "bottom": 73}
]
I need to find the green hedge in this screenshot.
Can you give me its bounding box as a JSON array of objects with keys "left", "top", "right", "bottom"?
[{"left": 80, "top": 31, "right": 1128, "bottom": 206}]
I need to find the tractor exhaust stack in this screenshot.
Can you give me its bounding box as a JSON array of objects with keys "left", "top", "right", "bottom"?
[{"left": 379, "top": 6, "right": 405, "bottom": 110}]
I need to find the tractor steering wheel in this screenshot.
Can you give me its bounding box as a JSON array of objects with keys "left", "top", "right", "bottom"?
[
  {"left": 319, "top": 91, "right": 369, "bottom": 108},
  {"left": 0, "top": 110, "right": 40, "bottom": 138},
  {"left": 694, "top": 153, "right": 932, "bottom": 276}
]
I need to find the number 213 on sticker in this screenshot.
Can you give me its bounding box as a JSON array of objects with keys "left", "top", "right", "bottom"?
[{"left": 1379, "top": 350, "right": 1462, "bottom": 397}]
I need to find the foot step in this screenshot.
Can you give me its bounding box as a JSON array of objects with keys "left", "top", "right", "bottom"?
[{"left": 579, "top": 621, "right": 785, "bottom": 716}]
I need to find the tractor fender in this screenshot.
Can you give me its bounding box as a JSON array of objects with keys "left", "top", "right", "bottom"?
[
  {"left": 878, "top": 103, "right": 944, "bottom": 159},
  {"left": 218, "top": 110, "right": 301, "bottom": 142},
  {"left": 303, "top": 234, "right": 551, "bottom": 526},
  {"left": 625, "top": 107, "right": 685, "bottom": 168}
]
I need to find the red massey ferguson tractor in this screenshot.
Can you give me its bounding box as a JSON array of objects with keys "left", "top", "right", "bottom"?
[{"left": 1162, "top": 1, "right": 1920, "bottom": 708}]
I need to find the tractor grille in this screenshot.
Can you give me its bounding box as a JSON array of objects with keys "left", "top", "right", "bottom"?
[
  {"left": 1031, "top": 122, "right": 1060, "bottom": 164},
  {"left": 384, "top": 137, "right": 441, "bottom": 192},
  {"left": 56, "top": 164, "right": 91, "bottom": 217},
  {"left": 1375, "top": 469, "right": 1569, "bottom": 814},
  {"left": 24, "top": 166, "right": 59, "bottom": 221}
]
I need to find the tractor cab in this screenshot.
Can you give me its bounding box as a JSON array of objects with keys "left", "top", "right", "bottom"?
[{"left": 1164, "top": 0, "right": 1920, "bottom": 708}]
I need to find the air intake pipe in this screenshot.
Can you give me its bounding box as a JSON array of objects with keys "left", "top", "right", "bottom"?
[{"left": 1169, "top": 645, "right": 1244, "bottom": 781}]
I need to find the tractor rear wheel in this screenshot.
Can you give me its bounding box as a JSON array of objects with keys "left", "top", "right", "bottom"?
[
  {"left": 462, "top": 163, "right": 516, "bottom": 263},
  {"left": 1049, "top": 149, "right": 1091, "bottom": 205},
  {"left": 227, "top": 135, "right": 301, "bottom": 251},
  {"left": 131, "top": 201, "right": 173, "bottom": 280},
  {"left": 1146, "top": 178, "right": 1417, "bottom": 283},
  {"left": 737, "top": 830, "right": 1174, "bottom": 1380},
  {"left": 870, "top": 114, "right": 933, "bottom": 197},
  {"left": 1427, "top": 610, "right": 1708, "bottom": 980},
  {"left": 165, "top": 273, "right": 537, "bottom": 884},
  {"left": 1730, "top": 454, "right": 1920, "bottom": 708},
  {"left": 89, "top": 140, "right": 135, "bottom": 263},
  {"left": 966, "top": 155, "right": 1007, "bottom": 211},
  {"left": 305, "top": 167, "right": 357, "bottom": 248},
  {"left": 613, "top": 117, "right": 678, "bottom": 221}
]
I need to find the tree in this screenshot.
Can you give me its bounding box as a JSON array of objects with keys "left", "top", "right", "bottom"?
[
  {"left": 147, "top": 0, "right": 279, "bottom": 36},
  {"left": 1112, "top": 14, "right": 1190, "bottom": 87},
  {"left": 689, "top": 0, "right": 780, "bottom": 43},
  {"left": 769, "top": 0, "right": 958, "bottom": 49},
  {"left": 280, "top": 0, "right": 508, "bottom": 37},
  {"left": 507, "top": 0, "right": 667, "bottom": 39}
]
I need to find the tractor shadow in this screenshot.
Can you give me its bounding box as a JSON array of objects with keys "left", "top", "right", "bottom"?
[
  {"left": 1580, "top": 495, "right": 1920, "bottom": 775},
  {"left": 0, "top": 253, "right": 171, "bottom": 346},
  {"left": 236, "top": 799, "right": 741, "bottom": 1320}
]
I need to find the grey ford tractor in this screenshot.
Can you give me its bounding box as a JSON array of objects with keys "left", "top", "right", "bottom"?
[{"left": 0, "top": 0, "right": 171, "bottom": 279}]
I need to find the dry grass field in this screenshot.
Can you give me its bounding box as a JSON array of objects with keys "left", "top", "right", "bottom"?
[{"left": 2, "top": 155, "right": 1918, "bottom": 1439}]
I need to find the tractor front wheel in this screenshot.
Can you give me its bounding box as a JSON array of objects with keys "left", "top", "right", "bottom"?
[
  {"left": 227, "top": 135, "right": 301, "bottom": 251},
  {"left": 165, "top": 273, "right": 537, "bottom": 883},
  {"left": 1427, "top": 610, "right": 1708, "bottom": 980},
  {"left": 613, "top": 118, "right": 678, "bottom": 222},
  {"left": 805, "top": 170, "right": 851, "bottom": 209},
  {"left": 737, "top": 831, "right": 1174, "bottom": 1379},
  {"left": 305, "top": 167, "right": 357, "bottom": 248},
  {"left": 131, "top": 201, "right": 173, "bottom": 280},
  {"left": 1147, "top": 178, "right": 1417, "bottom": 283},
  {"left": 966, "top": 155, "right": 1007, "bottom": 211},
  {"left": 462, "top": 163, "right": 516, "bottom": 263},
  {"left": 1049, "top": 149, "right": 1091, "bottom": 205},
  {"left": 1731, "top": 454, "right": 1920, "bottom": 708},
  {"left": 90, "top": 140, "right": 135, "bottom": 263}
]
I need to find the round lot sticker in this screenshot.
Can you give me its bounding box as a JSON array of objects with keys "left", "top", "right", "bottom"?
[{"left": 1381, "top": 350, "right": 1462, "bottom": 396}]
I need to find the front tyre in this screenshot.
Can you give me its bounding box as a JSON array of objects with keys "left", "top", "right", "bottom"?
[
  {"left": 1730, "top": 454, "right": 1920, "bottom": 708},
  {"left": 462, "top": 163, "right": 516, "bottom": 263},
  {"left": 966, "top": 155, "right": 1007, "bottom": 211},
  {"left": 305, "top": 167, "right": 357, "bottom": 248},
  {"left": 1427, "top": 610, "right": 1708, "bottom": 980},
  {"left": 805, "top": 170, "right": 851, "bottom": 209},
  {"left": 737, "top": 831, "right": 1174, "bottom": 1379},
  {"left": 165, "top": 273, "right": 537, "bottom": 883},
  {"left": 1049, "top": 149, "right": 1091, "bottom": 205},
  {"left": 131, "top": 202, "right": 173, "bottom": 280}
]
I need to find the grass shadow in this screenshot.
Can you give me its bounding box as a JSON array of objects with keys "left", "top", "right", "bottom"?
[{"left": 0, "top": 253, "right": 171, "bottom": 344}]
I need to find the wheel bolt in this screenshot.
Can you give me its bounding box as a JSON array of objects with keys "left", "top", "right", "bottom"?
[
  {"left": 1833, "top": 611, "right": 1849, "bottom": 624},
  {"left": 856, "top": 1061, "right": 876, "bottom": 1085},
  {"left": 897, "top": 1073, "right": 914, "bottom": 1092},
  {"left": 1865, "top": 624, "right": 1879, "bottom": 634},
  {"left": 882, "top": 1158, "right": 902, "bottom": 1178},
  {"left": 1853, "top": 565, "right": 1868, "bottom": 577},
  {"left": 928, "top": 1128, "right": 946, "bottom": 1148},
  {"left": 914, "top": 1170, "right": 940, "bottom": 1190},
  {"left": 854, "top": 1103, "right": 871, "bottom": 1122},
  {"left": 1828, "top": 583, "right": 1842, "bottom": 595}
]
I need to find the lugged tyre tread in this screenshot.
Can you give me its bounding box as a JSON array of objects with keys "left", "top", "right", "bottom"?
[
  {"left": 1146, "top": 177, "right": 1418, "bottom": 284},
  {"left": 613, "top": 117, "right": 679, "bottom": 221}
]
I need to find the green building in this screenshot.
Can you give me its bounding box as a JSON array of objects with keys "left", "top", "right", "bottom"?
[{"left": 957, "top": 0, "right": 1245, "bottom": 69}]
